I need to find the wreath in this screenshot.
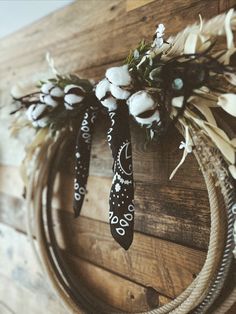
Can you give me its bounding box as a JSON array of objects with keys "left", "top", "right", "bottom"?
[{"left": 9, "top": 9, "right": 236, "bottom": 314}]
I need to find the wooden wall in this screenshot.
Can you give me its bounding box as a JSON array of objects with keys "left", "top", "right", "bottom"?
[{"left": 0, "top": 0, "right": 236, "bottom": 313}]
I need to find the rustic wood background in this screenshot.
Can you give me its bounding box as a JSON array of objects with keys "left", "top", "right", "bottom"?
[{"left": 0, "top": 0, "right": 236, "bottom": 313}]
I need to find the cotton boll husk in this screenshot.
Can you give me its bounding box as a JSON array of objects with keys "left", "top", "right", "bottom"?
[
  {"left": 110, "top": 84, "right": 130, "bottom": 99},
  {"left": 101, "top": 97, "right": 117, "bottom": 111},
  {"left": 41, "top": 82, "right": 55, "bottom": 94},
  {"left": 135, "top": 110, "right": 160, "bottom": 125},
  {"left": 64, "top": 84, "right": 85, "bottom": 94},
  {"left": 106, "top": 65, "right": 131, "bottom": 86},
  {"left": 95, "top": 78, "right": 110, "bottom": 100},
  {"left": 127, "top": 91, "right": 156, "bottom": 117},
  {"left": 217, "top": 93, "right": 236, "bottom": 116}
]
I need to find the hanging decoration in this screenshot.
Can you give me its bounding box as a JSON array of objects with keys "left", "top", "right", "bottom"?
[{"left": 9, "top": 9, "right": 236, "bottom": 314}]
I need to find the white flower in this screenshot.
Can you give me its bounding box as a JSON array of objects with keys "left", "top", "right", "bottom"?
[
  {"left": 127, "top": 91, "right": 160, "bottom": 125},
  {"left": 115, "top": 183, "right": 121, "bottom": 192},
  {"left": 156, "top": 23, "right": 165, "bottom": 36},
  {"left": 26, "top": 104, "right": 49, "bottom": 128},
  {"left": 179, "top": 141, "right": 192, "bottom": 153},
  {"left": 64, "top": 84, "right": 85, "bottom": 110},
  {"left": 217, "top": 93, "right": 236, "bottom": 117},
  {"left": 153, "top": 23, "right": 165, "bottom": 48},
  {"left": 95, "top": 65, "right": 131, "bottom": 111}
]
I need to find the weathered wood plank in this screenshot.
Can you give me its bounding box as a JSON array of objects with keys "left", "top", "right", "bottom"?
[
  {"left": 54, "top": 213, "right": 206, "bottom": 298},
  {"left": 0, "top": 223, "right": 65, "bottom": 314},
  {"left": 126, "top": 0, "right": 155, "bottom": 11},
  {"left": 0, "top": 192, "right": 25, "bottom": 231},
  {"left": 64, "top": 252, "right": 163, "bottom": 312},
  {"left": 0, "top": 1, "right": 235, "bottom": 312},
  {"left": 54, "top": 172, "right": 210, "bottom": 250},
  {"left": 0, "top": 198, "right": 173, "bottom": 312},
  {"left": 0, "top": 0, "right": 223, "bottom": 105},
  {"left": 59, "top": 121, "right": 207, "bottom": 189},
  {"left": 0, "top": 189, "right": 208, "bottom": 299},
  {"left": 0, "top": 166, "right": 210, "bottom": 250}
]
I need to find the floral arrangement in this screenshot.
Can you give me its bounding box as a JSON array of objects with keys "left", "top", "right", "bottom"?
[{"left": 10, "top": 9, "right": 236, "bottom": 313}]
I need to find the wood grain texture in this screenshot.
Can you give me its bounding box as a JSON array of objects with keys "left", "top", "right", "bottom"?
[
  {"left": 0, "top": 163, "right": 210, "bottom": 250},
  {"left": 54, "top": 213, "right": 206, "bottom": 299},
  {"left": 0, "top": 223, "right": 65, "bottom": 314},
  {"left": 63, "top": 252, "right": 170, "bottom": 311},
  {"left": 0, "top": 0, "right": 236, "bottom": 312},
  {"left": 126, "top": 0, "right": 155, "bottom": 11}
]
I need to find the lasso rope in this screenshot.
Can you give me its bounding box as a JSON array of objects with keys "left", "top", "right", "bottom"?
[
  {"left": 25, "top": 122, "right": 236, "bottom": 314},
  {"left": 13, "top": 10, "right": 236, "bottom": 314}
]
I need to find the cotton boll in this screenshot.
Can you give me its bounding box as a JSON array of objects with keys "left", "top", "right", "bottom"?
[
  {"left": 127, "top": 91, "right": 156, "bottom": 116},
  {"left": 64, "top": 94, "right": 84, "bottom": 110},
  {"left": 110, "top": 84, "right": 131, "bottom": 100},
  {"left": 64, "top": 84, "right": 85, "bottom": 110},
  {"left": 101, "top": 97, "right": 118, "bottom": 111},
  {"left": 32, "top": 117, "right": 49, "bottom": 128},
  {"left": 50, "top": 86, "right": 64, "bottom": 98},
  {"left": 26, "top": 103, "right": 49, "bottom": 128},
  {"left": 42, "top": 94, "right": 58, "bottom": 108},
  {"left": 217, "top": 93, "right": 236, "bottom": 117},
  {"left": 26, "top": 105, "right": 36, "bottom": 121},
  {"left": 41, "top": 82, "right": 55, "bottom": 94},
  {"left": 31, "top": 104, "right": 48, "bottom": 120},
  {"left": 127, "top": 91, "right": 160, "bottom": 125},
  {"left": 40, "top": 82, "right": 64, "bottom": 107},
  {"left": 106, "top": 65, "right": 131, "bottom": 87},
  {"left": 95, "top": 79, "right": 110, "bottom": 100}
]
